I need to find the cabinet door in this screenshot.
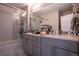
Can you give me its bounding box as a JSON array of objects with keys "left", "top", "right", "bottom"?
[
  {"left": 41, "top": 43, "right": 56, "bottom": 56},
  {"left": 55, "top": 39, "right": 78, "bottom": 53},
  {"left": 32, "top": 42, "right": 40, "bottom": 56},
  {"left": 23, "top": 35, "right": 32, "bottom": 55},
  {"left": 56, "top": 48, "right": 78, "bottom": 56},
  {"left": 32, "top": 36, "right": 40, "bottom": 56}
]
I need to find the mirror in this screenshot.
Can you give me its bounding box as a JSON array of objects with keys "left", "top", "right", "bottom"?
[
  {"left": 30, "top": 14, "right": 43, "bottom": 33},
  {"left": 60, "top": 13, "right": 73, "bottom": 33}
]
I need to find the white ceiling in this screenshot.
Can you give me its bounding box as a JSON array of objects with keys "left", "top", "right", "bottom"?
[
  {"left": 6, "top": 3, "right": 28, "bottom": 9},
  {"left": 5, "top": 3, "right": 73, "bottom": 15},
  {"left": 33, "top": 3, "right": 73, "bottom": 15}
]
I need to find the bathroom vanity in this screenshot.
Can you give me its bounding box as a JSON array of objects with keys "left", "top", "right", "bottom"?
[{"left": 23, "top": 33, "right": 79, "bottom": 56}]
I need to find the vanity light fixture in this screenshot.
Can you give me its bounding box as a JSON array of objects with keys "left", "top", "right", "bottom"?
[
  {"left": 16, "top": 16, "right": 20, "bottom": 20},
  {"left": 22, "top": 12, "right": 26, "bottom": 17},
  {"left": 14, "top": 12, "right": 20, "bottom": 20}
]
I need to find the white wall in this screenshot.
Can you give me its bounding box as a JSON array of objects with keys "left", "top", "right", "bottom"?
[
  {"left": 41, "top": 10, "right": 59, "bottom": 34},
  {"left": 0, "top": 11, "right": 14, "bottom": 42}
]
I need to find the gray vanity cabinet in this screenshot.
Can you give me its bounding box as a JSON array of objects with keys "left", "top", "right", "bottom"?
[
  {"left": 23, "top": 35, "right": 32, "bottom": 55},
  {"left": 54, "top": 39, "right": 78, "bottom": 53},
  {"left": 32, "top": 36, "right": 41, "bottom": 56},
  {"left": 23, "top": 34, "right": 79, "bottom": 56},
  {"left": 41, "top": 37, "right": 78, "bottom": 56},
  {"left": 56, "top": 48, "right": 78, "bottom": 56},
  {"left": 51, "top": 39, "right": 78, "bottom": 56},
  {"left": 41, "top": 43, "right": 56, "bottom": 56},
  {"left": 41, "top": 37, "right": 56, "bottom": 45},
  {"left": 54, "top": 39, "right": 78, "bottom": 56},
  {"left": 41, "top": 37, "right": 56, "bottom": 56}
]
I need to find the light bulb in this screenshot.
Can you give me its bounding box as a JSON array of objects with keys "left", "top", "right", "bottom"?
[{"left": 22, "top": 12, "right": 26, "bottom": 16}]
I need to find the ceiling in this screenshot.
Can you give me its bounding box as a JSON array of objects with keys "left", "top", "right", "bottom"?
[
  {"left": 33, "top": 3, "right": 73, "bottom": 15},
  {"left": 5, "top": 3, "right": 73, "bottom": 15},
  {"left": 6, "top": 3, "right": 28, "bottom": 10}
]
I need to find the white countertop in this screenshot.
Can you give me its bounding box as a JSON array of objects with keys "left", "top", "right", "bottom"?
[{"left": 23, "top": 33, "right": 79, "bottom": 42}]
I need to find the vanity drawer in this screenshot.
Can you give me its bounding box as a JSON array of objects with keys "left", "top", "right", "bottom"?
[
  {"left": 41, "top": 37, "right": 56, "bottom": 45},
  {"left": 33, "top": 36, "right": 40, "bottom": 43}
]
